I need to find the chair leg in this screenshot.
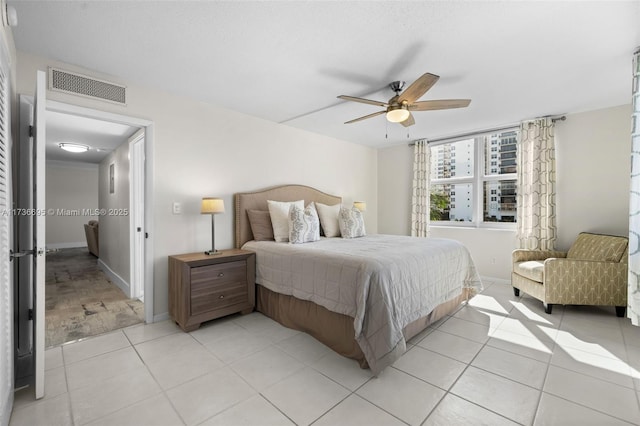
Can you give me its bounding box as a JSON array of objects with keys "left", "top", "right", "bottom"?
[
  {"left": 615, "top": 306, "right": 626, "bottom": 318},
  {"left": 544, "top": 303, "right": 552, "bottom": 314},
  {"left": 513, "top": 287, "right": 520, "bottom": 297}
]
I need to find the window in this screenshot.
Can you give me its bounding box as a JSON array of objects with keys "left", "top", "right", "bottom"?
[{"left": 429, "top": 129, "right": 519, "bottom": 226}]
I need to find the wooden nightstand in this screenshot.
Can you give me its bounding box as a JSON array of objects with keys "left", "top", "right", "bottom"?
[{"left": 168, "top": 249, "right": 256, "bottom": 332}]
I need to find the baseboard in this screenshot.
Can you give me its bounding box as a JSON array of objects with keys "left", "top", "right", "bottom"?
[
  {"left": 47, "top": 242, "right": 87, "bottom": 250},
  {"left": 480, "top": 275, "right": 510, "bottom": 286},
  {"left": 97, "top": 260, "right": 130, "bottom": 296}
]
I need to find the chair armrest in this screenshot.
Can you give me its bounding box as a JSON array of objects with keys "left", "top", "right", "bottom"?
[
  {"left": 543, "top": 258, "right": 628, "bottom": 305},
  {"left": 512, "top": 249, "right": 567, "bottom": 263}
]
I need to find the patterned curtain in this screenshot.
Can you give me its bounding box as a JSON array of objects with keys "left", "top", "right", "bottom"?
[
  {"left": 516, "top": 118, "right": 557, "bottom": 250},
  {"left": 411, "top": 139, "right": 430, "bottom": 237},
  {"left": 628, "top": 48, "right": 640, "bottom": 326}
]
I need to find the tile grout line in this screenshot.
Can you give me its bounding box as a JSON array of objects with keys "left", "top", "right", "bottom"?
[
  {"left": 43, "top": 290, "right": 640, "bottom": 426},
  {"left": 66, "top": 330, "right": 170, "bottom": 426},
  {"left": 410, "top": 306, "right": 525, "bottom": 425},
  {"left": 61, "top": 346, "right": 77, "bottom": 426},
  {"left": 539, "top": 308, "right": 640, "bottom": 425},
  {"left": 123, "top": 328, "right": 189, "bottom": 426},
  {"left": 619, "top": 315, "right": 640, "bottom": 411},
  {"left": 529, "top": 301, "right": 564, "bottom": 426},
  {"left": 420, "top": 290, "right": 576, "bottom": 425}
]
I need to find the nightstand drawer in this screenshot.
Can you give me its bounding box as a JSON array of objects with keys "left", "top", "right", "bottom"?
[
  {"left": 191, "top": 260, "right": 246, "bottom": 289},
  {"left": 190, "top": 260, "right": 247, "bottom": 315},
  {"left": 191, "top": 281, "right": 247, "bottom": 315}
]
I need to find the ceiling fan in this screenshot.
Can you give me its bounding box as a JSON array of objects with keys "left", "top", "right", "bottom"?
[{"left": 337, "top": 72, "right": 471, "bottom": 127}]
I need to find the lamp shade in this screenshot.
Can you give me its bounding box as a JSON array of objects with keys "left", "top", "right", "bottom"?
[
  {"left": 353, "top": 201, "right": 367, "bottom": 212},
  {"left": 201, "top": 197, "right": 225, "bottom": 214}
]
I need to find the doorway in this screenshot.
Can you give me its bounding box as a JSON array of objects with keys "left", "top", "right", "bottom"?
[{"left": 41, "top": 101, "right": 154, "bottom": 345}]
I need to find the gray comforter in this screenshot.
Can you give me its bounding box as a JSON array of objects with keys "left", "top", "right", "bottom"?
[{"left": 243, "top": 234, "right": 483, "bottom": 374}]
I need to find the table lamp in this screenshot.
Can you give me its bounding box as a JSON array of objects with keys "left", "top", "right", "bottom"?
[{"left": 201, "top": 197, "right": 225, "bottom": 255}]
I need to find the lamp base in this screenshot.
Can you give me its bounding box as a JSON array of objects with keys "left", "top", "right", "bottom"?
[{"left": 204, "top": 250, "right": 222, "bottom": 256}]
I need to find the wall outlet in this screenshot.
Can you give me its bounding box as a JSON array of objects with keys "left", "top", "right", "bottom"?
[
  {"left": 490, "top": 257, "right": 496, "bottom": 265},
  {"left": 172, "top": 202, "right": 181, "bottom": 214}
]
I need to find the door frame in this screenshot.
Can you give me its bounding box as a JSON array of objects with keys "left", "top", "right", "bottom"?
[
  {"left": 46, "top": 100, "right": 155, "bottom": 324},
  {"left": 129, "top": 129, "right": 145, "bottom": 301}
]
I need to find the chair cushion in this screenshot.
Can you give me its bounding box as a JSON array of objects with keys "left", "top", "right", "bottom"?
[
  {"left": 566, "top": 233, "right": 628, "bottom": 262},
  {"left": 513, "top": 260, "right": 544, "bottom": 282}
]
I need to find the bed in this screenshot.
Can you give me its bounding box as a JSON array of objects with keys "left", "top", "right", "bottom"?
[{"left": 234, "top": 184, "right": 482, "bottom": 374}]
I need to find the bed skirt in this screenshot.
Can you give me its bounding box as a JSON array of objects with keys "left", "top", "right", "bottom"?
[{"left": 256, "top": 284, "right": 472, "bottom": 369}]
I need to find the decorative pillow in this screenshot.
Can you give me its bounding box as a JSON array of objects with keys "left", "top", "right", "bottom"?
[
  {"left": 247, "top": 210, "right": 274, "bottom": 241},
  {"left": 267, "top": 199, "right": 304, "bottom": 242},
  {"left": 338, "top": 206, "right": 366, "bottom": 239},
  {"left": 288, "top": 202, "right": 320, "bottom": 244},
  {"left": 315, "top": 202, "right": 342, "bottom": 237}
]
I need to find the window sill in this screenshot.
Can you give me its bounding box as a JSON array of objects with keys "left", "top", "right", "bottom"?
[{"left": 430, "top": 223, "right": 516, "bottom": 232}]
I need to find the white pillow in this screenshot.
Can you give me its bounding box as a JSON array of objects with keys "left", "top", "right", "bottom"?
[
  {"left": 315, "top": 202, "right": 342, "bottom": 237},
  {"left": 288, "top": 202, "right": 320, "bottom": 244},
  {"left": 338, "top": 206, "right": 366, "bottom": 238},
  {"left": 267, "top": 200, "right": 304, "bottom": 242}
]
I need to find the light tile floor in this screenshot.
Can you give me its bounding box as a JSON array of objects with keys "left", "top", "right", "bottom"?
[{"left": 9, "top": 280, "right": 640, "bottom": 426}]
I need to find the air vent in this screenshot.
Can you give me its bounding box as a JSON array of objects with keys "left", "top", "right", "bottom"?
[{"left": 48, "top": 67, "right": 126, "bottom": 105}]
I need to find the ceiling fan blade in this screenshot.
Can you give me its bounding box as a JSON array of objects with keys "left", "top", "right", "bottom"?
[
  {"left": 408, "top": 99, "right": 471, "bottom": 111},
  {"left": 344, "top": 110, "right": 386, "bottom": 124},
  {"left": 337, "top": 95, "right": 388, "bottom": 107},
  {"left": 398, "top": 73, "right": 439, "bottom": 103},
  {"left": 400, "top": 113, "right": 415, "bottom": 127}
]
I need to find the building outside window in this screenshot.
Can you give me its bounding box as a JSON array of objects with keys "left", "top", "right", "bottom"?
[{"left": 429, "top": 129, "right": 519, "bottom": 225}]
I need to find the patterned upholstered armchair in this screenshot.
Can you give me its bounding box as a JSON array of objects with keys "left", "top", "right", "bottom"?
[{"left": 511, "top": 232, "right": 628, "bottom": 316}]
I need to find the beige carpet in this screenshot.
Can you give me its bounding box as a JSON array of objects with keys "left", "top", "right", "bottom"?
[{"left": 45, "top": 248, "right": 144, "bottom": 347}]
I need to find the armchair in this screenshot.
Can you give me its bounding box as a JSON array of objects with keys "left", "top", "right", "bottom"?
[
  {"left": 511, "top": 232, "right": 628, "bottom": 316},
  {"left": 84, "top": 220, "right": 99, "bottom": 257}
]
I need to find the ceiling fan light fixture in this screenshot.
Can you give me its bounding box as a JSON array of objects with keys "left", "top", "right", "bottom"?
[
  {"left": 58, "top": 143, "right": 89, "bottom": 153},
  {"left": 339, "top": 72, "right": 469, "bottom": 127},
  {"left": 386, "top": 107, "right": 410, "bottom": 123}
]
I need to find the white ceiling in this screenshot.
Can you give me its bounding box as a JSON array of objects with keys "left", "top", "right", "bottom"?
[
  {"left": 9, "top": 1, "right": 640, "bottom": 148},
  {"left": 46, "top": 111, "right": 138, "bottom": 164}
]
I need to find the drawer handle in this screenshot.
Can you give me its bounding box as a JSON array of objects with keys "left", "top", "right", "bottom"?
[
  {"left": 219, "top": 295, "right": 225, "bottom": 299},
  {"left": 218, "top": 273, "right": 224, "bottom": 277}
]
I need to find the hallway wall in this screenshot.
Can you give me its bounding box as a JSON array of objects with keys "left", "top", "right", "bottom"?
[{"left": 46, "top": 161, "right": 99, "bottom": 249}]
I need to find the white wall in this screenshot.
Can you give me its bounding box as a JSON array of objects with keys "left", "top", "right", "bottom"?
[
  {"left": 45, "top": 161, "right": 98, "bottom": 248},
  {"left": 16, "top": 51, "right": 378, "bottom": 318},
  {"left": 378, "top": 144, "right": 412, "bottom": 235},
  {"left": 554, "top": 104, "right": 631, "bottom": 250},
  {"left": 98, "top": 142, "right": 130, "bottom": 284},
  {"left": 377, "top": 104, "right": 632, "bottom": 280}
]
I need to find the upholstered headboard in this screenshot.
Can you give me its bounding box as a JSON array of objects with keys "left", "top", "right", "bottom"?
[{"left": 234, "top": 184, "right": 342, "bottom": 248}]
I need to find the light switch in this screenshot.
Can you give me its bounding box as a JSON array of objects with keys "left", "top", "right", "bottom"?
[{"left": 172, "top": 202, "right": 181, "bottom": 214}]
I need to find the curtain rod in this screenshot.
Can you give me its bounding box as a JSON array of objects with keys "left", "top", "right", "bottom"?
[{"left": 408, "top": 115, "right": 566, "bottom": 146}]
